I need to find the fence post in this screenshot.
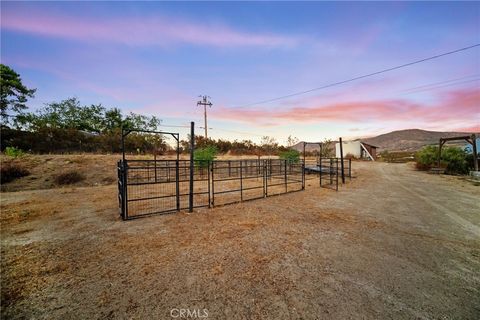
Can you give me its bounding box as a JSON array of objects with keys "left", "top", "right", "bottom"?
[
  {"left": 336, "top": 158, "right": 339, "bottom": 191},
  {"left": 211, "top": 162, "right": 215, "bottom": 207},
  {"left": 284, "top": 159, "right": 287, "bottom": 193},
  {"left": 339, "top": 137, "right": 345, "bottom": 184},
  {"left": 123, "top": 160, "right": 128, "bottom": 220},
  {"left": 330, "top": 158, "right": 333, "bottom": 185},
  {"left": 189, "top": 122, "right": 194, "bottom": 212},
  {"left": 349, "top": 158, "right": 352, "bottom": 180},
  {"left": 264, "top": 159, "right": 268, "bottom": 196},
  {"left": 302, "top": 161, "right": 305, "bottom": 190},
  {"left": 240, "top": 160, "right": 243, "bottom": 201},
  {"left": 208, "top": 161, "right": 211, "bottom": 208},
  {"left": 176, "top": 138, "right": 180, "bottom": 211}
]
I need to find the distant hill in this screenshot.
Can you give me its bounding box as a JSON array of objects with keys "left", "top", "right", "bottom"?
[
  {"left": 361, "top": 129, "right": 475, "bottom": 152},
  {"left": 291, "top": 140, "right": 339, "bottom": 153},
  {"left": 292, "top": 129, "right": 477, "bottom": 153}
]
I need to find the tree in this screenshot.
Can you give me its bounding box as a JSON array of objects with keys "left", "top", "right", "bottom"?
[
  {"left": 319, "top": 138, "right": 334, "bottom": 158},
  {"left": 260, "top": 136, "right": 278, "bottom": 156},
  {"left": 0, "top": 64, "right": 36, "bottom": 126},
  {"left": 20, "top": 97, "right": 106, "bottom": 133},
  {"left": 416, "top": 145, "right": 471, "bottom": 174},
  {"left": 194, "top": 146, "right": 218, "bottom": 168},
  {"left": 286, "top": 135, "right": 299, "bottom": 148},
  {"left": 279, "top": 149, "right": 300, "bottom": 164},
  {"left": 103, "top": 108, "right": 124, "bottom": 133},
  {"left": 19, "top": 98, "right": 162, "bottom": 133}
]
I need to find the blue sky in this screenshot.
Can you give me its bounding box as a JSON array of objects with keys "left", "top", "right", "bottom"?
[{"left": 1, "top": 1, "right": 479, "bottom": 143}]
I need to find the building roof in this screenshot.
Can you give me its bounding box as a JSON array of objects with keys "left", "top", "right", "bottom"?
[{"left": 360, "top": 141, "right": 378, "bottom": 148}]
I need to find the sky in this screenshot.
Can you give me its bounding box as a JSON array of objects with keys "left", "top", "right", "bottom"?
[{"left": 1, "top": 1, "right": 479, "bottom": 144}]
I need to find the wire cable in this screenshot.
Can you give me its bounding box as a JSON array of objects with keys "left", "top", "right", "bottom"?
[
  {"left": 159, "top": 124, "right": 190, "bottom": 128},
  {"left": 399, "top": 74, "right": 480, "bottom": 93},
  {"left": 235, "top": 44, "right": 480, "bottom": 108},
  {"left": 209, "top": 127, "right": 266, "bottom": 137},
  {"left": 401, "top": 78, "right": 480, "bottom": 95}
]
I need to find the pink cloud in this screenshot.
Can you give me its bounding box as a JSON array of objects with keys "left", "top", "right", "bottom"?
[
  {"left": 2, "top": 10, "right": 297, "bottom": 48},
  {"left": 453, "top": 125, "right": 480, "bottom": 133},
  {"left": 213, "top": 87, "right": 480, "bottom": 130}
]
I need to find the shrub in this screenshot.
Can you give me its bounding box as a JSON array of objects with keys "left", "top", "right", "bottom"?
[
  {"left": 415, "top": 145, "right": 439, "bottom": 170},
  {"left": 54, "top": 170, "right": 86, "bottom": 185},
  {"left": 279, "top": 149, "right": 300, "bottom": 164},
  {"left": 415, "top": 145, "right": 471, "bottom": 174},
  {"left": 0, "top": 163, "right": 30, "bottom": 183},
  {"left": 443, "top": 147, "right": 469, "bottom": 174},
  {"left": 194, "top": 145, "right": 217, "bottom": 168},
  {"left": 4, "top": 146, "right": 25, "bottom": 158}
]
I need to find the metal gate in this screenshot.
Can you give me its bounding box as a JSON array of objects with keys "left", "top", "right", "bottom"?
[
  {"left": 319, "top": 158, "right": 339, "bottom": 191},
  {"left": 118, "top": 127, "right": 350, "bottom": 220}
]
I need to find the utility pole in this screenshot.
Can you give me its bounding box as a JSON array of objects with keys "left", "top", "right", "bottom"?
[{"left": 197, "top": 95, "right": 212, "bottom": 139}]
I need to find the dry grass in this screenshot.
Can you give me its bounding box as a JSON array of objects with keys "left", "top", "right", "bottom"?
[
  {"left": 0, "top": 163, "right": 30, "bottom": 183},
  {"left": 54, "top": 170, "right": 86, "bottom": 185},
  {"left": 0, "top": 154, "right": 286, "bottom": 192},
  {"left": 1, "top": 159, "right": 479, "bottom": 319}
]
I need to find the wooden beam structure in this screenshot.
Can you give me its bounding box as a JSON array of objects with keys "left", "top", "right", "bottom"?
[{"left": 438, "top": 134, "right": 478, "bottom": 171}]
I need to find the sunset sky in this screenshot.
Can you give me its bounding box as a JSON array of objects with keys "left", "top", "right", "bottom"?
[{"left": 1, "top": 1, "right": 479, "bottom": 143}]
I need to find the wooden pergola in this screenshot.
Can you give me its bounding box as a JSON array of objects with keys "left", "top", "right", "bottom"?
[{"left": 438, "top": 134, "right": 478, "bottom": 171}]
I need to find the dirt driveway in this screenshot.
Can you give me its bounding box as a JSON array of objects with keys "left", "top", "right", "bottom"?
[{"left": 1, "top": 162, "right": 479, "bottom": 319}]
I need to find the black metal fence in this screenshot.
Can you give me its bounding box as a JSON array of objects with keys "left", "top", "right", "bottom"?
[
  {"left": 118, "top": 157, "right": 351, "bottom": 220},
  {"left": 211, "top": 159, "right": 304, "bottom": 206},
  {"left": 303, "top": 157, "right": 352, "bottom": 191},
  {"left": 119, "top": 158, "right": 305, "bottom": 219},
  {"left": 118, "top": 159, "right": 210, "bottom": 219}
]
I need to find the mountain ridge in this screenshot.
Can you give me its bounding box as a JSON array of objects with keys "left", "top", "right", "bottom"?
[{"left": 292, "top": 129, "right": 477, "bottom": 152}]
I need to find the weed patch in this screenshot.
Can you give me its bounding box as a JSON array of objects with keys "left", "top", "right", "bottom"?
[
  {"left": 0, "top": 163, "right": 30, "bottom": 183},
  {"left": 54, "top": 170, "right": 85, "bottom": 185}
]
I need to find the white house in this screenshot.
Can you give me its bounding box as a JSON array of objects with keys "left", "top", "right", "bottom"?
[{"left": 335, "top": 141, "right": 377, "bottom": 161}]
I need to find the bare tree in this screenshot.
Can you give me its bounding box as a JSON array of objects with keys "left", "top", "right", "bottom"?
[
  {"left": 320, "top": 138, "right": 335, "bottom": 158},
  {"left": 261, "top": 136, "right": 277, "bottom": 156},
  {"left": 286, "top": 135, "right": 299, "bottom": 148}
]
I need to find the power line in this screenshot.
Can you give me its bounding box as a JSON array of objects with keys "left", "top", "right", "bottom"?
[
  {"left": 160, "top": 124, "right": 190, "bottom": 128},
  {"left": 399, "top": 74, "right": 480, "bottom": 93},
  {"left": 209, "top": 127, "right": 266, "bottom": 138},
  {"left": 235, "top": 44, "right": 480, "bottom": 108},
  {"left": 402, "top": 78, "right": 480, "bottom": 95}
]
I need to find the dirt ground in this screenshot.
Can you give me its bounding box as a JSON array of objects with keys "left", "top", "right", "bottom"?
[{"left": 1, "top": 161, "right": 479, "bottom": 319}]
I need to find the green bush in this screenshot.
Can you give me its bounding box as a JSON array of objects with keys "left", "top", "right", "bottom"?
[
  {"left": 415, "top": 145, "right": 471, "bottom": 174},
  {"left": 415, "top": 145, "right": 438, "bottom": 170},
  {"left": 4, "top": 146, "right": 25, "bottom": 158},
  {"left": 279, "top": 149, "right": 300, "bottom": 164},
  {"left": 193, "top": 145, "right": 217, "bottom": 168},
  {"left": 443, "top": 147, "right": 469, "bottom": 174}
]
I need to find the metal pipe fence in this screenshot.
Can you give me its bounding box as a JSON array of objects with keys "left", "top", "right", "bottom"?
[{"left": 118, "top": 157, "right": 350, "bottom": 220}]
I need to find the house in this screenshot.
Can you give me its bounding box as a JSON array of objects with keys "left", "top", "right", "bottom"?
[{"left": 335, "top": 140, "right": 377, "bottom": 161}]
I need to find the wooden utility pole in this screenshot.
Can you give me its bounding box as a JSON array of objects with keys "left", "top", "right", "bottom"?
[{"left": 197, "top": 95, "right": 212, "bottom": 139}]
